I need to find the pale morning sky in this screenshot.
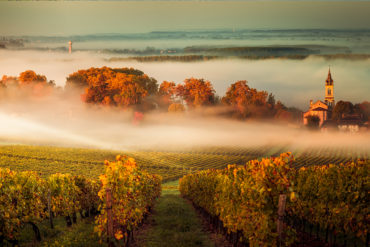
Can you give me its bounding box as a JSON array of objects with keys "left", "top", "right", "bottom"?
[{"left": 0, "top": 1, "right": 369, "bottom": 36}]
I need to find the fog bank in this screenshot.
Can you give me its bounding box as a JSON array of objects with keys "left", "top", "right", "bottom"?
[
  {"left": 0, "top": 50, "right": 369, "bottom": 109},
  {"left": 0, "top": 90, "right": 369, "bottom": 157}
]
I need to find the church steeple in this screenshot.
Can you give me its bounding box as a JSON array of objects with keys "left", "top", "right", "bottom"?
[
  {"left": 325, "top": 67, "right": 335, "bottom": 108},
  {"left": 326, "top": 68, "right": 333, "bottom": 86}
]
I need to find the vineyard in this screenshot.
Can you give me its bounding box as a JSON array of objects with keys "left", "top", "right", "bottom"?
[
  {"left": 0, "top": 153, "right": 161, "bottom": 246},
  {"left": 0, "top": 144, "right": 369, "bottom": 246},
  {"left": 0, "top": 144, "right": 368, "bottom": 181},
  {"left": 180, "top": 153, "right": 369, "bottom": 247}
]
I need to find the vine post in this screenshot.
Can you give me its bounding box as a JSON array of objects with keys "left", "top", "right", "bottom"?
[
  {"left": 277, "top": 194, "right": 287, "bottom": 247},
  {"left": 106, "top": 187, "right": 114, "bottom": 247}
]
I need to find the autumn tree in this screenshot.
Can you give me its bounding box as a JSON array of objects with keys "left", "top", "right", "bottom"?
[
  {"left": 176, "top": 78, "right": 215, "bottom": 108},
  {"left": 222, "top": 80, "right": 269, "bottom": 118},
  {"left": 18, "top": 70, "right": 47, "bottom": 85},
  {"left": 0, "top": 76, "right": 17, "bottom": 87},
  {"left": 332, "top": 100, "right": 354, "bottom": 121},
  {"left": 66, "top": 67, "right": 157, "bottom": 93},
  {"left": 168, "top": 103, "right": 185, "bottom": 113},
  {"left": 67, "top": 67, "right": 158, "bottom": 108},
  {"left": 354, "top": 101, "right": 370, "bottom": 121},
  {"left": 0, "top": 71, "right": 54, "bottom": 98},
  {"left": 267, "top": 93, "right": 275, "bottom": 109},
  {"left": 158, "top": 81, "right": 177, "bottom": 107}
]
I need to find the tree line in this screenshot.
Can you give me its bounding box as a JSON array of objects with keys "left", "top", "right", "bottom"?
[
  {"left": 64, "top": 67, "right": 303, "bottom": 122},
  {"left": 1, "top": 67, "right": 368, "bottom": 124}
]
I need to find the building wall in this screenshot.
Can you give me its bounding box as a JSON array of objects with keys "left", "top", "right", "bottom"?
[{"left": 303, "top": 110, "right": 327, "bottom": 126}]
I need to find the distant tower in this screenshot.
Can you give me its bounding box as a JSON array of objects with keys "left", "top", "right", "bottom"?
[
  {"left": 68, "top": 41, "right": 72, "bottom": 54},
  {"left": 325, "top": 68, "right": 335, "bottom": 108}
]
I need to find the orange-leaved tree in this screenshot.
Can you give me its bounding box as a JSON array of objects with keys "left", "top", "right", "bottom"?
[
  {"left": 18, "top": 70, "right": 47, "bottom": 85},
  {"left": 222, "top": 80, "right": 269, "bottom": 118},
  {"left": 158, "top": 81, "right": 177, "bottom": 107},
  {"left": 66, "top": 67, "right": 158, "bottom": 108},
  {"left": 176, "top": 78, "right": 215, "bottom": 108},
  {"left": 0, "top": 70, "right": 55, "bottom": 98}
]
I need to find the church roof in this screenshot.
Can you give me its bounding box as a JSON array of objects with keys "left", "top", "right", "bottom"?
[
  {"left": 311, "top": 107, "right": 328, "bottom": 111},
  {"left": 326, "top": 68, "right": 333, "bottom": 85},
  {"left": 313, "top": 100, "right": 327, "bottom": 105}
]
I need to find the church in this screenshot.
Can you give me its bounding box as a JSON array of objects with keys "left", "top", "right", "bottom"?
[{"left": 303, "top": 69, "right": 335, "bottom": 126}]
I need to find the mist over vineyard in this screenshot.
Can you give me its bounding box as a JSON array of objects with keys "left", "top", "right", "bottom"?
[
  {"left": 1, "top": 2, "right": 369, "bottom": 246},
  {"left": 0, "top": 48, "right": 369, "bottom": 152},
  {"left": 0, "top": 49, "right": 369, "bottom": 108},
  {"left": 0, "top": 77, "right": 369, "bottom": 153}
]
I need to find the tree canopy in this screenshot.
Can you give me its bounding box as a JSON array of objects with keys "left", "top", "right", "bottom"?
[
  {"left": 176, "top": 78, "right": 215, "bottom": 108},
  {"left": 332, "top": 101, "right": 354, "bottom": 121},
  {"left": 66, "top": 67, "right": 158, "bottom": 108},
  {"left": 168, "top": 103, "right": 185, "bottom": 113},
  {"left": 18, "top": 70, "right": 47, "bottom": 85},
  {"left": 0, "top": 70, "right": 54, "bottom": 98},
  {"left": 355, "top": 101, "right": 370, "bottom": 121},
  {"left": 158, "top": 81, "right": 177, "bottom": 107},
  {"left": 222, "top": 80, "right": 269, "bottom": 118}
]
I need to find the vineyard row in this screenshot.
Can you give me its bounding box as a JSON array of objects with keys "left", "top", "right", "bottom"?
[{"left": 180, "top": 153, "right": 369, "bottom": 247}]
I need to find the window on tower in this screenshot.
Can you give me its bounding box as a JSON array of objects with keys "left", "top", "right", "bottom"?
[{"left": 328, "top": 89, "right": 331, "bottom": 95}]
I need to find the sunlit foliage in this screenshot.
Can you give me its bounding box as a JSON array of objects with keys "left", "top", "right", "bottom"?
[
  {"left": 66, "top": 67, "right": 158, "bottom": 108},
  {"left": 168, "top": 103, "right": 185, "bottom": 113},
  {"left": 176, "top": 78, "right": 215, "bottom": 108},
  {"left": 180, "top": 153, "right": 297, "bottom": 246},
  {"left": 0, "top": 70, "right": 55, "bottom": 98},
  {"left": 94, "top": 155, "right": 161, "bottom": 244},
  {"left": 158, "top": 81, "right": 177, "bottom": 107}
]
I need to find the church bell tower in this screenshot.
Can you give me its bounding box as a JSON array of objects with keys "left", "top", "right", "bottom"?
[{"left": 325, "top": 68, "right": 335, "bottom": 108}]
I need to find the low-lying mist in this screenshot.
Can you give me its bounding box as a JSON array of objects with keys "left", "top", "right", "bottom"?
[
  {"left": 0, "top": 49, "right": 369, "bottom": 109},
  {"left": 0, "top": 87, "right": 369, "bottom": 157},
  {"left": 0, "top": 49, "right": 369, "bottom": 156}
]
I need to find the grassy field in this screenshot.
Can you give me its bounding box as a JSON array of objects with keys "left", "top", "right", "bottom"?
[{"left": 133, "top": 180, "right": 214, "bottom": 247}]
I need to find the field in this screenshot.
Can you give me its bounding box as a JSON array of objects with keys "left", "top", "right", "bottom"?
[
  {"left": 0, "top": 144, "right": 369, "bottom": 247},
  {"left": 0, "top": 144, "right": 368, "bottom": 181}
]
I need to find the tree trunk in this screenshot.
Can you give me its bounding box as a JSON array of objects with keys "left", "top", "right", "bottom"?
[
  {"left": 28, "top": 222, "right": 41, "bottom": 241},
  {"left": 65, "top": 216, "right": 72, "bottom": 227}
]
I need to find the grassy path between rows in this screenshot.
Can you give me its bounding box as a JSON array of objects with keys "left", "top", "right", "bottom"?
[
  {"left": 133, "top": 180, "right": 215, "bottom": 247},
  {"left": 15, "top": 180, "right": 217, "bottom": 247}
]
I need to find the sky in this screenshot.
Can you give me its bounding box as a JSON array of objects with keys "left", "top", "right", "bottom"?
[{"left": 0, "top": 1, "right": 370, "bottom": 36}]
